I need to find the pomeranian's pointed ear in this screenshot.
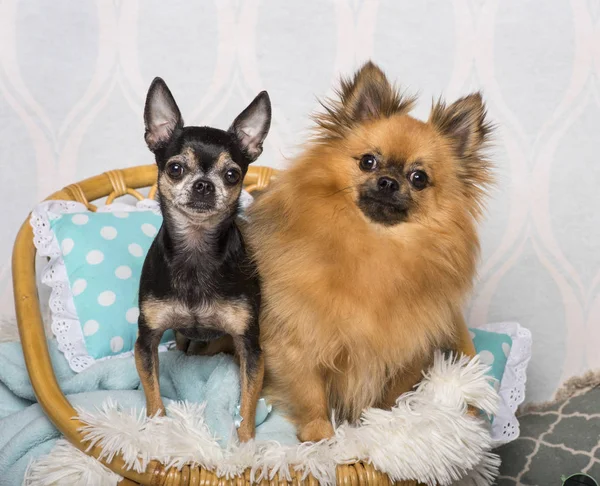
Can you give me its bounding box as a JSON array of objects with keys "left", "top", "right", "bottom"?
[
  {"left": 315, "top": 61, "right": 414, "bottom": 139},
  {"left": 229, "top": 91, "right": 271, "bottom": 162},
  {"left": 429, "top": 93, "right": 491, "bottom": 157},
  {"left": 144, "top": 77, "right": 183, "bottom": 152},
  {"left": 340, "top": 61, "right": 409, "bottom": 122}
]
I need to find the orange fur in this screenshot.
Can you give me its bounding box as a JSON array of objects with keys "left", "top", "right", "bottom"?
[{"left": 247, "top": 62, "right": 493, "bottom": 442}]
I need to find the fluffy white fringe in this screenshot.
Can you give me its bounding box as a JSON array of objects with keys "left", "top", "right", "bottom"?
[
  {"left": 24, "top": 439, "right": 121, "bottom": 486},
  {"left": 25, "top": 352, "right": 500, "bottom": 486}
]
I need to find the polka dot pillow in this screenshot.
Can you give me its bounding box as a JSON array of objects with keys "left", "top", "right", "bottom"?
[
  {"left": 31, "top": 199, "right": 175, "bottom": 372},
  {"left": 470, "top": 322, "right": 532, "bottom": 447},
  {"left": 470, "top": 327, "right": 512, "bottom": 388}
]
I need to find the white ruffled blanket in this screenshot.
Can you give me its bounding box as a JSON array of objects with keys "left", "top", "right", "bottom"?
[{"left": 24, "top": 350, "right": 523, "bottom": 486}]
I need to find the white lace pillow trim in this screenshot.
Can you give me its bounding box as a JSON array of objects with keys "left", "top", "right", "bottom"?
[
  {"left": 479, "top": 321, "right": 532, "bottom": 447},
  {"left": 30, "top": 199, "right": 170, "bottom": 373}
]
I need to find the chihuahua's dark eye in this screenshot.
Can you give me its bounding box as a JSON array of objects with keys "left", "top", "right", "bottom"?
[
  {"left": 167, "top": 162, "right": 184, "bottom": 179},
  {"left": 408, "top": 170, "right": 429, "bottom": 190},
  {"left": 225, "top": 168, "right": 241, "bottom": 185},
  {"left": 359, "top": 154, "right": 378, "bottom": 172}
]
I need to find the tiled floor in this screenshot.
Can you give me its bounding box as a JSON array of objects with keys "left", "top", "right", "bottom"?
[{"left": 495, "top": 387, "right": 600, "bottom": 485}]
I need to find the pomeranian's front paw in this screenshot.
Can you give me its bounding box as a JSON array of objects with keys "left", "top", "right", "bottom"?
[
  {"left": 467, "top": 405, "right": 480, "bottom": 417},
  {"left": 298, "top": 419, "right": 334, "bottom": 442}
]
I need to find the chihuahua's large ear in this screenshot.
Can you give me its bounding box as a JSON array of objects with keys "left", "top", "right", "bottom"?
[
  {"left": 144, "top": 77, "right": 183, "bottom": 152},
  {"left": 429, "top": 93, "right": 491, "bottom": 158},
  {"left": 229, "top": 91, "right": 271, "bottom": 162}
]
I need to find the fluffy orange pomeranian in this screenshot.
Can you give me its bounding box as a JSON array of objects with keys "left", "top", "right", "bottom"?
[{"left": 247, "top": 61, "right": 493, "bottom": 442}]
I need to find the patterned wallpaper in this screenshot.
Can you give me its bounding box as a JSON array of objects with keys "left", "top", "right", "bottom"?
[{"left": 0, "top": 0, "right": 599, "bottom": 405}]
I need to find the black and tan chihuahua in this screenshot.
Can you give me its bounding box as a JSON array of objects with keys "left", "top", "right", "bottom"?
[{"left": 135, "top": 77, "right": 271, "bottom": 441}]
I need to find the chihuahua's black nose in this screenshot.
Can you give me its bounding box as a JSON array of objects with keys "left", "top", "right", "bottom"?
[
  {"left": 193, "top": 179, "right": 215, "bottom": 196},
  {"left": 377, "top": 176, "right": 399, "bottom": 193}
]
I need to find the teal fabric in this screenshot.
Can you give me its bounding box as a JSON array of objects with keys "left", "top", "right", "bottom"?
[
  {"left": 470, "top": 327, "right": 513, "bottom": 387},
  {"left": 0, "top": 340, "right": 295, "bottom": 486},
  {"left": 0, "top": 330, "right": 513, "bottom": 484},
  {"left": 50, "top": 210, "right": 173, "bottom": 359}
]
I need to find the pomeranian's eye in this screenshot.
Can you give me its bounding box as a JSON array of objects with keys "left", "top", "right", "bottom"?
[
  {"left": 167, "top": 162, "right": 184, "bottom": 179},
  {"left": 225, "top": 168, "right": 241, "bottom": 185},
  {"left": 359, "top": 154, "right": 378, "bottom": 172},
  {"left": 408, "top": 170, "right": 429, "bottom": 190}
]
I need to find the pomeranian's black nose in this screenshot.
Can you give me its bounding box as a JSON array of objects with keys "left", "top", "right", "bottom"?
[
  {"left": 193, "top": 179, "right": 215, "bottom": 196},
  {"left": 377, "top": 176, "right": 399, "bottom": 193}
]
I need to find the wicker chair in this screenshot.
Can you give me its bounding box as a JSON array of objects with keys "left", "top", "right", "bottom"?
[{"left": 12, "top": 164, "right": 418, "bottom": 485}]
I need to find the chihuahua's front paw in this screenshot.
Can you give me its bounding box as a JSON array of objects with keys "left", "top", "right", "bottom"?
[
  {"left": 237, "top": 423, "right": 255, "bottom": 442},
  {"left": 298, "top": 419, "right": 334, "bottom": 443},
  {"left": 146, "top": 403, "right": 166, "bottom": 418}
]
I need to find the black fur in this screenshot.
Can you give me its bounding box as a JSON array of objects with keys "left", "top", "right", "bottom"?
[
  {"left": 139, "top": 211, "right": 261, "bottom": 342},
  {"left": 135, "top": 77, "right": 270, "bottom": 435}
]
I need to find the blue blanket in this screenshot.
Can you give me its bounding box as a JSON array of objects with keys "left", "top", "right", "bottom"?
[{"left": 0, "top": 340, "right": 297, "bottom": 486}]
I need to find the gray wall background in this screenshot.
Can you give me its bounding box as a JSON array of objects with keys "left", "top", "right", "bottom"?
[{"left": 1, "top": 0, "right": 599, "bottom": 404}]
